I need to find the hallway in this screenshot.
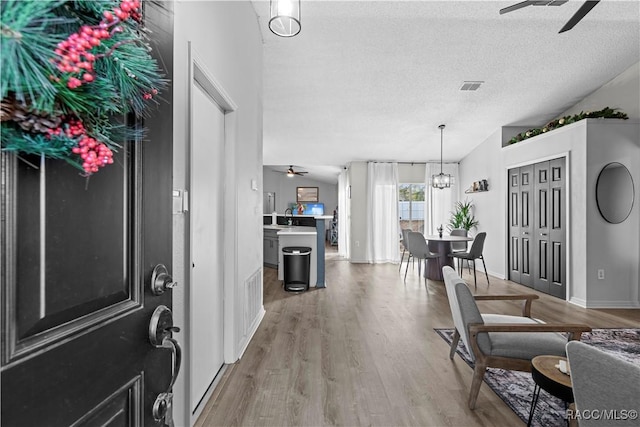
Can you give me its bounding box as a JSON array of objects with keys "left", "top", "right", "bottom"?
[{"left": 195, "top": 257, "right": 640, "bottom": 426}]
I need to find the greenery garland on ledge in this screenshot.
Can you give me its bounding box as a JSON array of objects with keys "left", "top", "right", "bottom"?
[
  {"left": 507, "top": 107, "right": 628, "bottom": 145},
  {"left": 1, "top": 0, "right": 167, "bottom": 176}
]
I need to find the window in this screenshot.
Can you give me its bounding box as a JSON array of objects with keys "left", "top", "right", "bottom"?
[{"left": 399, "top": 183, "right": 425, "bottom": 233}]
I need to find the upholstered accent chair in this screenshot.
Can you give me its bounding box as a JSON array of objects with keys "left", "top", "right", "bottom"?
[
  {"left": 566, "top": 341, "right": 640, "bottom": 427},
  {"left": 442, "top": 266, "right": 591, "bottom": 409}
]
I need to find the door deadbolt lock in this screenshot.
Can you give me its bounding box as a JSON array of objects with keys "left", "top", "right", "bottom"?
[{"left": 151, "top": 264, "right": 178, "bottom": 295}]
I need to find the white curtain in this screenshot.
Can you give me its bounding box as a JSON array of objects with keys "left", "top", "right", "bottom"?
[
  {"left": 366, "top": 162, "right": 400, "bottom": 263},
  {"left": 425, "top": 162, "right": 460, "bottom": 236},
  {"left": 338, "top": 168, "right": 348, "bottom": 258}
]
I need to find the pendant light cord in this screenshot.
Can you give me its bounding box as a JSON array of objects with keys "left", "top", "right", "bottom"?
[{"left": 439, "top": 124, "right": 445, "bottom": 175}]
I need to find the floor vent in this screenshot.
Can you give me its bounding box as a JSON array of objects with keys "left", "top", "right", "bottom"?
[{"left": 244, "top": 268, "right": 262, "bottom": 334}]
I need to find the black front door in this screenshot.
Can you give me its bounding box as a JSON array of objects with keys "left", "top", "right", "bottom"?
[{"left": 1, "top": 2, "right": 175, "bottom": 425}]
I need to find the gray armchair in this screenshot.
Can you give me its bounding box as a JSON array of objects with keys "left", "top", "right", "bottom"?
[
  {"left": 566, "top": 341, "right": 640, "bottom": 426},
  {"left": 442, "top": 266, "right": 591, "bottom": 409}
]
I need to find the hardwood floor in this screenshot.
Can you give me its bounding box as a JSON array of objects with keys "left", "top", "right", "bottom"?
[{"left": 195, "top": 249, "right": 640, "bottom": 426}]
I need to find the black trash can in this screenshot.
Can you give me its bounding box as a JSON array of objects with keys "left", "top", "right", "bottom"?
[{"left": 282, "top": 246, "right": 311, "bottom": 292}]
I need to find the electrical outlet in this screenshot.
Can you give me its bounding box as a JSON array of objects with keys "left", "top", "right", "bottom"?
[
  {"left": 355, "top": 240, "right": 360, "bottom": 247},
  {"left": 597, "top": 269, "right": 605, "bottom": 280}
]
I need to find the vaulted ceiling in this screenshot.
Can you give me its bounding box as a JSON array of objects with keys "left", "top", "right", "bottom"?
[{"left": 253, "top": 1, "right": 640, "bottom": 183}]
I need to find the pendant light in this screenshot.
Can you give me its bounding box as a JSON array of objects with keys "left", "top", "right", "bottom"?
[
  {"left": 431, "top": 124, "right": 452, "bottom": 189},
  {"left": 269, "top": 0, "right": 301, "bottom": 37}
]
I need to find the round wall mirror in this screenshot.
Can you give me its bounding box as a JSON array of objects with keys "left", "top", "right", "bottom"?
[{"left": 596, "top": 162, "right": 635, "bottom": 224}]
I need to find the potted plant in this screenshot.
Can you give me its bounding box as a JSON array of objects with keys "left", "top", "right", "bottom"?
[{"left": 448, "top": 200, "right": 479, "bottom": 234}]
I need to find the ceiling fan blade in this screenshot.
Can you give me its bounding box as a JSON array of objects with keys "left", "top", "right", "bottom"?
[
  {"left": 559, "top": 0, "right": 599, "bottom": 33},
  {"left": 499, "top": 0, "right": 537, "bottom": 15}
]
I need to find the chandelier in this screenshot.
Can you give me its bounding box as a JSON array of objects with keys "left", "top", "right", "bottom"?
[{"left": 431, "top": 124, "right": 452, "bottom": 189}]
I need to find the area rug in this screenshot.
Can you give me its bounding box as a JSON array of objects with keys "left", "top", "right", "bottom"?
[{"left": 434, "top": 328, "right": 640, "bottom": 426}]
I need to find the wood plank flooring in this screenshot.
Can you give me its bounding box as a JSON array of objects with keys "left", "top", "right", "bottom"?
[{"left": 195, "top": 249, "right": 640, "bottom": 426}]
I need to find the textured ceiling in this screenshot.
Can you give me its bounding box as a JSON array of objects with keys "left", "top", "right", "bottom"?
[{"left": 254, "top": 1, "right": 640, "bottom": 183}]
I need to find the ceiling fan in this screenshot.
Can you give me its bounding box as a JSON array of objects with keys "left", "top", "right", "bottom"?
[
  {"left": 282, "top": 165, "right": 308, "bottom": 177},
  {"left": 500, "top": 0, "right": 600, "bottom": 33}
]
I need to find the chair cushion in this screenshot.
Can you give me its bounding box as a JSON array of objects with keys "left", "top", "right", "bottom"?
[
  {"left": 482, "top": 314, "right": 543, "bottom": 324},
  {"left": 488, "top": 329, "right": 567, "bottom": 360},
  {"left": 450, "top": 252, "right": 473, "bottom": 260},
  {"left": 481, "top": 314, "right": 567, "bottom": 359}
]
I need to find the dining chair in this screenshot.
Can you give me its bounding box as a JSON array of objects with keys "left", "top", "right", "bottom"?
[
  {"left": 449, "top": 231, "right": 489, "bottom": 288},
  {"left": 450, "top": 228, "right": 468, "bottom": 252},
  {"left": 449, "top": 228, "right": 468, "bottom": 272},
  {"left": 405, "top": 231, "right": 439, "bottom": 281},
  {"left": 399, "top": 228, "right": 411, "bottom": 272}
]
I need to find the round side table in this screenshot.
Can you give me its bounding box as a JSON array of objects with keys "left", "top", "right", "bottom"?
[{"left": 527, "top": 355, "right": 574, "bottom": 427}]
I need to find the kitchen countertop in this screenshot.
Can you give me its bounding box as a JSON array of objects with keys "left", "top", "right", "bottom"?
[
  {"left": 264, "top": 214, "right": 333, "bottom": 220},
  {"left": 264, "top": 225, "right": 317, "bottom": 236}
]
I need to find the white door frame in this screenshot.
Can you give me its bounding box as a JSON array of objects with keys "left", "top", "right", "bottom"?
[{"left": 184, "top": 42, "right": 238, "bottom": 424}]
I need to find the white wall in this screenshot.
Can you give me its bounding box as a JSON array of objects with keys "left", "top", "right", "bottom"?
[
  {"left": 398, "top": 163, "right": 427, "bottom": 183},
  {"left": 263, "top": 167, "right": 338, "bottom": 214},
  {"left": 562, "top": 62, "right": 640, "bottom": 120},
  {"left": 459, "top": 62, "right": 640, "bottom": 308},
  {"left": 172, "top": 2, "right": 264, "bottom": 426},
  {"left": 457, "top": 129, "right": 506, "bottom": 279},
  {"left": 348, "top": 162, "right": 368, "bottom": 262},
  {"left": 585, "top": 121, "right": 640, "bottom": 307}
]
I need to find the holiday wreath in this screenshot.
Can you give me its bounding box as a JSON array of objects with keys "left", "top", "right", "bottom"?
[{"left": 1, "top": 0, "right": 167, "bottom": 175}]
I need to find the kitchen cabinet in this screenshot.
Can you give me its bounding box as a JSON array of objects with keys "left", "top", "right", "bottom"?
[{"left": 264, "top": 228, "right": 279, "bottom": 268}]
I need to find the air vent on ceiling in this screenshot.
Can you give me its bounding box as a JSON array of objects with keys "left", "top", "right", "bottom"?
[{"left": 460, "top": 81, "right": 484, "bottom": 91}]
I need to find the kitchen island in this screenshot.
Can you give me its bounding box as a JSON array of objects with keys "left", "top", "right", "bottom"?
[
  {"left": 267, "top": 225, "right": 317, "bottom": 287},
  {"left": 264, "top": 214, "right": 332, "bottom": 288}
]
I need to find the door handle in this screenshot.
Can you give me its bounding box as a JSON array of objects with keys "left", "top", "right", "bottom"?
[
  {"left": 150, "top": 264, "right": 178, "bottom": 295},
  {"left": 149, "top": 305, "right": 182, "bottom": 426},
  {"left": 540, "top": 233, "right": 548, "bottom": 237},
  {"left": 523, "top": 231, "right": 529, "bottom": 235}
]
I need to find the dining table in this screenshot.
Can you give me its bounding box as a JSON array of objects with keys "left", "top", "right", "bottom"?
[{"left": 423, "top": 234, "right": 474, "bottom": 281}]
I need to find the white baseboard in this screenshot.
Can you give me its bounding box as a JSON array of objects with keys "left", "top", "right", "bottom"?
[
  {"left": 584, "top": 300, "right": 640, "bottom": 309},
  {"left": 462, "top": 264, "right": 506, "bottom": 280},
  {"left": 570, "top": 297, "right": 640, "bottom": 309},
  {"left": 487, "top": 269, "right": 506, "bottom": 280},
  {"left": 569, "top": 297, "right": 587, "bottom": 307}
]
